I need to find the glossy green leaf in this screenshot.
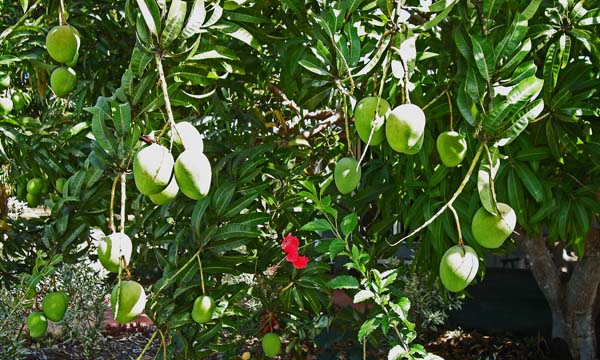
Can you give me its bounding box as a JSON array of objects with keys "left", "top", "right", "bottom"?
[
  {"left": 514, "top": 162, "right": 544, "bottom": 202},
  {"left": 160, "top": 0, "right": 187, "bottom": 47},
  {"left": 470, "top": 35, "right": 495, "bottom": 81},
  {"left": 340, "top": 213, "right": 358, "bottom": 239},
  {"left": 357, "top": 317, "right": 380, "bottom": 340},
  {"left": 299, "top": 55, "right": 330, "bottom": 77},
  {"left": 495, "top": 13, "right": 528, "bottom": 62},
  {"left": 213, "top": 21, "right": 261, "bottom": 51},
  {"left": 580, "top": 9, "right": 600, "bottom": 26},
  {"left": 136, "top": 0, "right": 161, "bottom": 36},
  {"left": 301, "top": 219, "right": 332, "bottom": 232},
  {"left": 543, "top": 42, "right": 560, "bottom": 102},
  {"left": 181, "top": 0, "right": 206, "bottom": 39},
  {"left": 456, "top": 85, "right": 477, "bottom": 126},
  {"left": 353, "top": 289, "right": 374, "bottom": 303},
  {"left": 423, "top": 0, "right": 458, "bottom": 30},
  {"left": 328, "top": 275, "right": 359, "bottom": 289},
  {"left": 495, "top": 99, "right": 543, "bottom": 146},
  {"left": 498, "top": 38, "right": 532, "bottom": 77}
]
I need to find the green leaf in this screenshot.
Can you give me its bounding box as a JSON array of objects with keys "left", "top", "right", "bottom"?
[
  {"left": 513, "top": 162, "right": 544, "bottom": 202},
  {"left": 181, "top": 0, "right": 206, "bottom": 39},
  {"left": 113, "top": 103, "right": 132, "bottom": 136},
  {"left": 580, "top": 9, "right": 600, "bottom": 26},
  {"left": 19, "top": 0, "right": 28, "bottom": 12},
  {"left": 354, "top": 36, "right": 390, "bottom": 77},
  {"left": 328, "top": 275, "right": 359, "bottom": 289},
  {"left": 86, "top": 106, "right": 116, "bottom": 156},
  {"left": 213, "top": 223, "right": 259, "bottom": 241},
  {"left": 507, "top": 169, "right": 526, "bottom": 223},
  {"left": 498, "top": 38, "right": 532, "bottom": 77},
  {"left": 357, "top": 317, "right": 380, "bottom": 340},
  {"left": 522, "top": 0, "right": 543, "bottom": 19},
  {"left": 483, "top": 0, "right": 505, "bottom": 18},
  {"left": 353, "top": 289, "right": 374, "bottom": 303},
  {"left": 213, "top": 21, "right": 261, "bottom": 51},
  {"left": 495, "top": 13, "right": 528, "bottom": 62},
  {"left": 477, "top": 147, "right": 500, "bottom": 215},
  {"left": 301, "top": 219, "right": 332, "bottom": 232},
  {"left": 502, "top": 60, "right": 537, "bottom": 86},
  {"left": 299, "top": 55, "right": 330, "bottom": 77},
  {"left": 470, "top": 35, "right": 495, "bottom": 81},
  {"left": 160, "top": 0, "right": 187, "bottom": 47},
  {"left": 456, "top": 85, "right": 477, "bottom": 126},
  {"left": 466, "top": 66, "right": 485, "bottom": 104},
  {"left": 543, "top": 42, "right": 560, "bottom": 102},
  {"left": 211, "top": 181, "right": 236, "bottom": 216},
  {"left": 558, "top": 33, "right": 571, "bottom": 69},
  {"left": 340, "top": 213, "right": 358, "bottom": 239},
  {"left": 423, "top": 0, "right": 458, "bottom": 30},
  {"left": 136, "top": 0, "right": 161, "bottom": 36},
  {"left": 191, "top": 196, "right": 211, "bottom": 237},
  {"left": 130, "top": 46, "right": 154, "bottom": 77},
  {"left": 453, "top": 28, "right": 472, "bottom": 63},
  {"left": 495, "top": 99, "right": 543, "bottom": 146},
  {"left": 506, "top": 75, "right": 543, "bottom": 105},
  {"left": 328, "top": 239, "right": 346, "bottom": 261}
]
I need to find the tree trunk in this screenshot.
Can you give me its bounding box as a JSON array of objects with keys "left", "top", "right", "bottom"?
[{"left": 515, "top": 224, "right": 600, "bottom": 359}]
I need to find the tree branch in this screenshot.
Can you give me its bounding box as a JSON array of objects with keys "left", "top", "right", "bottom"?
[{"left": 267, "top": 84, "right": 335, "bottom": 120}]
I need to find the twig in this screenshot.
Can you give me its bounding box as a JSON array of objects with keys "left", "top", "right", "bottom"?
[
  {"left": 342, "top": 96, "right": 352, "bottom": 154},
  {"left": 159, "top": 329, "right": 167, "bottom": 360},
  {"left": 387, "top": 143, "right": 485, "bottom": 246},
  {"left": 301, "top": 113, "right": 341, "bottom": 139}
]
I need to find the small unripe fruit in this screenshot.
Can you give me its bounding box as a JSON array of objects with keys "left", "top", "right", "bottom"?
[
  {"left": 27, "top": 312, "right": 48, "bottom": 338},
  {"left": 98, "top": 232, "right": 132, "bottom": 273},
  {"left": 42, "top": 291, "right": 69, "bottom": 322},
  {"left": 436, "top": 131, "right": 468, "bottom": 167},
  {"left": 191, "top": 295, "right": 215, "bottom": 324},
  {"left": 0, "top": 97, "right": 13, "bottom": 115},
  {"left": 439, "top": 245, "right": 479, "bottom": 292},
  {"left": 386, "top": 104, "right": 426, "bottom": 154},
  {"left": 174, "top": 150, "right": 212, "bottom": 200},
  {"left": 354, "top": 97, "right": 390, "bottom": 146},
  {"left": 46, "top": 25, "right": 79, "bottom": 64},
  {"left": 51, "top": 66, "right": 77, "bottom": 97},
  {"left": 471, "top": 203, "right": 516, "bottom": 249},
  {"left": 133, "top": 143, "right": 175, "bottom": 196},
  {"left": 110, "top": 280, "right": 146, "bottom": 324},
  {"left": 334, "top": 157, "right": 361, "bottom": 195},
  {"left": 262, "top": 332, "right": 281, "bottom": 357}
]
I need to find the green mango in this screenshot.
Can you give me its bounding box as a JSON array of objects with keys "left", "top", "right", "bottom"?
[
  {"left": 133, "top": 143, "right": 174, "bottom": 196},
  {"left": 174, "top": 150, "right": 212, "bottom": 200}
]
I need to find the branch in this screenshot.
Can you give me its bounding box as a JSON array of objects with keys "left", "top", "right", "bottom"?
[
  {"left": 301, "top": 112, "right": 342, "bottom": 139},
  {"left": 267, "top": 84, "right": 335, "bottom": 120}
]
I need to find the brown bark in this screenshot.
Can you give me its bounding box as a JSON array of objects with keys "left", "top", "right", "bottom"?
[{"left": 514, "top": 225, "right": 600, "bottom": 359}]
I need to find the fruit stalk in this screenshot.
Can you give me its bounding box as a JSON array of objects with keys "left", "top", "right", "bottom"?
[
  {"left": 120, "top": 172, "right": 126, "bottom": 232},
  {"left": 448, "top": 204, "right": 463, "bottom": 246},
  {"left": 154, "top": 52, "right": 182, "bottom": 147},
  {"left": 388, "top": 143, "right": 485, "bottom": 246},
  {"left": 483, "top": 144, "right": 500, "bottom": 214},
  {"left": 197, "top": 254, "right": 206, "bottom": 295},
  {"left": 108, "top": 174, "right": 120, "bottom": 233},
  {"left": 446, "top": 90, "right": 453, "bottom": 131},
  {"left": 58, "top": 0, "right": 66, "bottom": 26}
]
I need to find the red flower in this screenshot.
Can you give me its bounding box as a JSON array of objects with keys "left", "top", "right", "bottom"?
[
  {"left": 292, "top": 256, "right": 308, "bottom": 269},
  {"left": 281, "top": 233, "right": 309, "bottom": 269},
  {"left": 285, "top": 251, "right": 299, "bottom": 262},
  {"left": 282, "top": 233, "right": 299, "bottom": 253}
]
